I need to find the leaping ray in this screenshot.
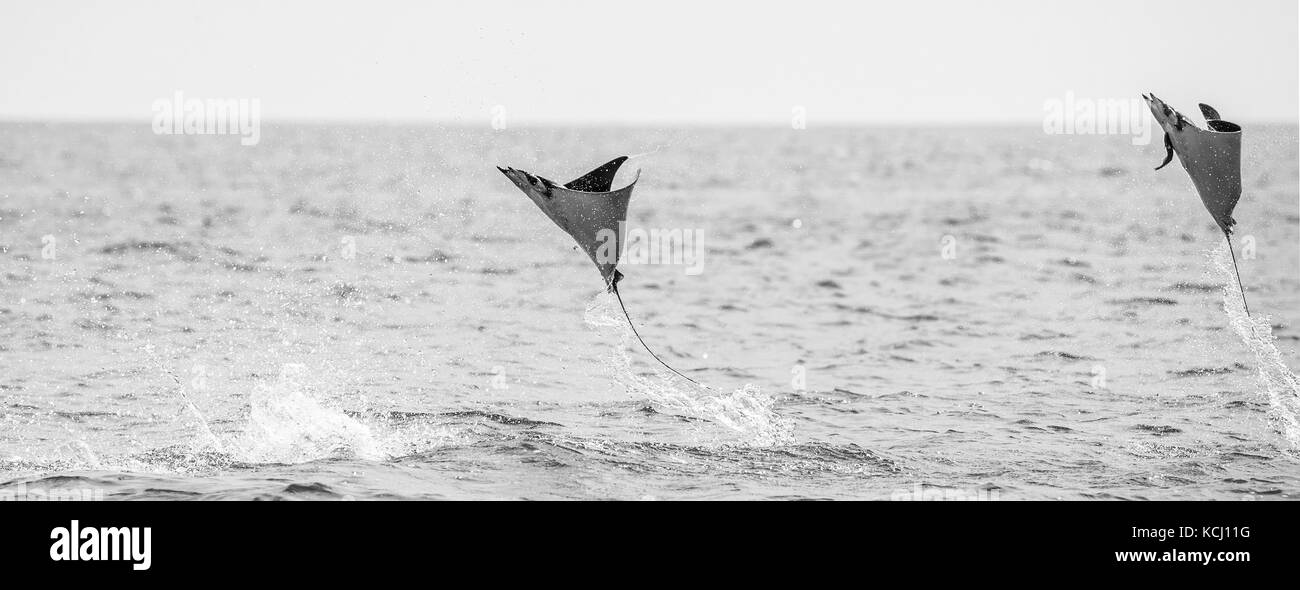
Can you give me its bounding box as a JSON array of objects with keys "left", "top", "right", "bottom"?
[
  {"left": 498, "top": 157, "right": 703, "bottom": 386},
  {"left": 1143, "top": 93, "right": 1250, "bottom": 316}
]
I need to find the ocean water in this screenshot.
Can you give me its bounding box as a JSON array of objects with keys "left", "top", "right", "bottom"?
[{"left": 0, "top": 122, "right": 1297, "bottom": 500}]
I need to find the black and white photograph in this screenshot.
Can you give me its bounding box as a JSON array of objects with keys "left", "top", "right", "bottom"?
[{"left": 1, "top": 0, "right": 1298, "bottom": 573}]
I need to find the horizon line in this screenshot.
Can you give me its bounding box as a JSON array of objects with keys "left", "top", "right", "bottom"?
[{"left": 2, "top": 115, "right": 1298, "bottom": 128}]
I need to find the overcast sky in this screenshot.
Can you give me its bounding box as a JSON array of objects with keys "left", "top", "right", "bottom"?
[{"left": 2, "top": 0, "right": 1296, "bottom": 124}]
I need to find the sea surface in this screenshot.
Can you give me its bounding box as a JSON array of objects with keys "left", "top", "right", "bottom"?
[{"left": 1, "top": 122, "right": 1298, "bottom": 500}]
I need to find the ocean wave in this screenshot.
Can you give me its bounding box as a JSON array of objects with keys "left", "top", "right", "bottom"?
[{"left": 584, "top": 293, "right": 793, "bottom": 446}]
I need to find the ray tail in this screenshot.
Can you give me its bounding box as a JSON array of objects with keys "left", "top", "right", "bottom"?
[
  {"left": 611, "top": 283, "right": 703, "bottom": 387},
  {"left": 1225, "top": 232, "right": 1251, "bottom": 317}
]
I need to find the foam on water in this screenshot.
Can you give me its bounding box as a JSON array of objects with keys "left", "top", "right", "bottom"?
[
  {"left": 231, "top": 364, "right": 387, "bottom": 463},
  {"left": 226, "top": 363, "right": 468, "bottom": 464},
  {"left": 1210, "top": 243, "right": 1300, "bottom": 449},
  {"left": 584, "top": 293, "right": 792, "bottom": 446}
]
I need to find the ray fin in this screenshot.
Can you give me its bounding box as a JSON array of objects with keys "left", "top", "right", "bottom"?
[{"left": 564, "top": 156, "right": 629, "bottom": 193}]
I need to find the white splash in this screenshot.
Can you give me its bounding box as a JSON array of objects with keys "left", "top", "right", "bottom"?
[
  {"left": 1210, "top": 243, "right": 1300, "bottom": 449},
  {"left": 231, "top": 364, "right": 386, "bottom": 463},
  {"left": 584, "top": 293, "right": 792, "bottom": 445}
]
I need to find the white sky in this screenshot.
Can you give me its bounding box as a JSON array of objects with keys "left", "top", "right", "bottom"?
[{"left": 1, "top": 0, "right": 1296, "bottom": 124}]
